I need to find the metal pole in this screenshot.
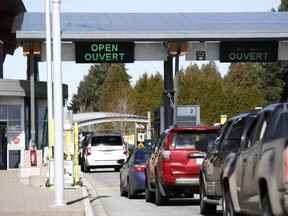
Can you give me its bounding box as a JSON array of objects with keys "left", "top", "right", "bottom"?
[
  {"left": 0, "top": 40, "right": 3, "bottom": 78},
  {"left": 29, "top": 53, "right": 36, "bottom": 141},
  {"left": 163, "top": 56, "right": 174, "bottom": 129},
  {"left": 45, "top": 0, "right": 53, "bottom": 153},
  {"left": 173, "top": 53, "right": 179, "bottom": 125},
  {"left": 52, "top": 0, "right": 65, "bottom": 206},
  {"left": 146, "top": 111, "right": 151, "bottom": 139}
]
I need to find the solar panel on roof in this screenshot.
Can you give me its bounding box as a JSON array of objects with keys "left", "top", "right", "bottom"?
[{"left": 16, "top": 12, "right": 288, "bottom": 41}]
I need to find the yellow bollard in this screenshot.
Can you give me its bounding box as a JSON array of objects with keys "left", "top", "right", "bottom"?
[
  {"left": 74, "top": 123, "right": 80, "bottom": 185},
  {"left": 49, "top": 119, "right": 54, "bottom": 160},
  {"left": 66, "top": 130, "right": 71, "bottom": 160}
]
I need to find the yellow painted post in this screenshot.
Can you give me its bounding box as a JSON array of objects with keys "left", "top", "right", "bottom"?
[
  {"left": 74, "top": 123, "right": 80, "bottom": 184},
  {"left": 49, "top": 119, "right": 55, "bottom": 190},
  {"left": 49, "top": 119, "right": 54, "bottom": 160},
  {"left": 66, "top": 130, "right": 71, "bottom": 160}
]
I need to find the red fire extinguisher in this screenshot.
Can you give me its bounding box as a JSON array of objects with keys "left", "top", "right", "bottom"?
[
  {"left": 30, "top": 140, "right": 37, "bottom": 166},
  {"left": 30, "top": 149, "right": 37, "bottom": 166}
]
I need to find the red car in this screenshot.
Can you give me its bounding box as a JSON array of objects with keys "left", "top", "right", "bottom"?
[{"left": 145, "top": 125, "right": 220, "bottom": 206}]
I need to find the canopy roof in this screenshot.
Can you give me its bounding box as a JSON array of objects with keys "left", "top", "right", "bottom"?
[{"left": 16, "top": 11, "right": 288, "bottom": 42}]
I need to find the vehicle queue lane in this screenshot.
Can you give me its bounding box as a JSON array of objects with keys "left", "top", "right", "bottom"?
[{"left": 83, "top": 168, "right": 222, "bottom": 216}]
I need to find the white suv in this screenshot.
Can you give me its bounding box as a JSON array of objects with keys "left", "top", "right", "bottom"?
[{"left": 80, "top": 133, "right": 126, "bottom": 172}]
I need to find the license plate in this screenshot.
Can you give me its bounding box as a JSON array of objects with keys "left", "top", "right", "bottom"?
[
  {"left": 104, "top": 151, "right": 112, "bottom": 155},
  {"left": 196, "top": 158, "right": 203, "bottom": 165}
]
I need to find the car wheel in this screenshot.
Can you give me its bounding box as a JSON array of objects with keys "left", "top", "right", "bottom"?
[
  {"left": 127, "top": 179, "right": 135, "bottom": 199},
  {"left": 145, "top": 181, "right": 155, "bottom": 203},
  {"left": 223, "top": 186, "right": 238, "bottom": 216},
  {"left": 261, "top": 193, "right": 273, "bottom": 216},
  {"left": 83, "top": 162, "right": 90, "bottom": 173},
  {"left": 155, "top": 177, "right": 168, "bottom": 206},
  {"left": 200, "top": 180, "right": 216, "bottom": 215}
]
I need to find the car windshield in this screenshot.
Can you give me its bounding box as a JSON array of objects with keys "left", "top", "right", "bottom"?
[
  {"left": 91, "top": 136, "right": 122, "bottom": 146},
  {"left": 173, "top": 131, "right": 217, "bottom": 149}
]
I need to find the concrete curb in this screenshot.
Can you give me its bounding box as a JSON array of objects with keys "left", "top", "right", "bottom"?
[
  {"left": 82, "top": 185, "right": 94, "bottom": 216},
  {"left": 83, "top": 176, "right": 107, "bottom": 216}
]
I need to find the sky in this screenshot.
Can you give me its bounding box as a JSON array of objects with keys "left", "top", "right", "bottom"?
[{"left": 3, "top": 0, "right": 281, "bottom": 105}]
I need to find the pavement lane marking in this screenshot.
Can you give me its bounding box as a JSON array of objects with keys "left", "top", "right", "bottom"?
[{"left": 95, "top": 186, "right": 119, "bottom": 190}]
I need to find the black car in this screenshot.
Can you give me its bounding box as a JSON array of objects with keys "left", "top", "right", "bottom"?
[{"left": 196, "top": 111, "right": 257, "bottom": 215}]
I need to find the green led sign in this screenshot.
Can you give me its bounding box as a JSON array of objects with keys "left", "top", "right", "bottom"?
[
  {"left": 220, "top": 41, "right": 278, "bottom": 62},
  {"left": 75, "top": 42, "right": 134, "bottom": 63}
]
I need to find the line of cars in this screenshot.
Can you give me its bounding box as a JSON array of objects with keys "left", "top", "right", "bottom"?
[
  {"left": 80, "top": 102, "right": 288, "bottom": 215},
  {"left": 118, "top": 124, "right": 221, "bottom": 205},
  {"left": 196, "top": 102, "right": 288, "bottom": 215}
]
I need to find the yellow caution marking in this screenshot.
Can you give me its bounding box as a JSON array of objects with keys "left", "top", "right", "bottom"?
[{"left": 95, "top": 186, "right": 119, "bottom": 190}]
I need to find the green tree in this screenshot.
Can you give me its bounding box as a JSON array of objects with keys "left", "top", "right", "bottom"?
[
  {"left": 179, "top": 61, "right": 226, "bottom": 125},
  {"left": 261, "top": 0, "right": 288, "bottom": 103},
  {"left": 278, "top": 0, "right": 288, "bottom": 11},
  {"left": 68, "top": 63, "right": 111, "bottom": 112},
  {"left": 129, "top": 72, "right": 164, "bottom": 125},
  {"left": 223, "top": 63, "right": 267, "bottom": 117},
  {"left": 97, "top": 64, "right": 131, "bottom": 111}
]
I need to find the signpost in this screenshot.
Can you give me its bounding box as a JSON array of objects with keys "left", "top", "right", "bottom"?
[
  {"left": 220, "top": 41, "right": 278, "bottom": 62},
  {"left": 75, "top": 42, "right": 135, "bottom": 63}
]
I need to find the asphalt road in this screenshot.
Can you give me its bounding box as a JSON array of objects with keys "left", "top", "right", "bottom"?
[{"left": 84, "top": 168, "right": 222, "bottom": 216}]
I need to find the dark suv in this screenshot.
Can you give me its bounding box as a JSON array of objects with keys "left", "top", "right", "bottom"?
[
  {"left": 196, "top": 112, "right": 257, "bottom": 215},
  {"left": 145, "top": 125, "right": 220, "bottom": 206}
]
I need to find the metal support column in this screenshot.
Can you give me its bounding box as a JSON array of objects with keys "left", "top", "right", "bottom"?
[
  {"left": 0, "top": 41, "right": 3, "bottom": 78},
  {"left": 163, "top": 56, "right": 174, "bottom": 130},
  {"left": 28, "top": 52, "right": 36, "bottom": 142}
]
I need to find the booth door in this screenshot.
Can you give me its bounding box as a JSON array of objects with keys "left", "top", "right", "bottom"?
[{"left": 0, "top": 123, "right": 7, "bottom": 169}]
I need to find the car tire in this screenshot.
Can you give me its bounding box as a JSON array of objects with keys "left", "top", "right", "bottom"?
[
  {"left": 261, "top": 193, "right": 273, "bottom": 216},
  {"left": 83, "top": 161, "right": 90, "bottom": 173},
  {"left": 155, "top": 177, "right": 168, "bottom": 206},
  {"left": 145, "top": 181, "right": 154, "bottom": 203},
  {"left": 80, "top": 158, "right": 84, "bottom": 172},
  {"left": 223, "top": 186, "right": 239, "bottom": 216},
  {"left": 127, "top": 179, "right": 135, "bottom": 199},
  {"left": 120, "top": 179, "right": 126, "bottom": 197},
  {"left": 200, "top": 180, "right": 216, "bottom": 215}
]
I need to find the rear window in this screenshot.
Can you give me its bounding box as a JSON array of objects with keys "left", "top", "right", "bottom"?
[
  {"left": 173, "top": 131, "right": 218, "bottom": 149},
  {"left": 91, "top": 136, "right": 123, "bottom": 146},
  {"left": 136, "top": 149, "right": 152, "bottom": 161}
]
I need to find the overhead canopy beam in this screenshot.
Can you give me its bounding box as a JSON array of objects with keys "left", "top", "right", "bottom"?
[{"left": 0, "top": 0, "right": 26, "bottom": 57}]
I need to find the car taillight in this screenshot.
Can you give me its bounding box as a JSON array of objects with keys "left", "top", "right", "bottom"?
[
  {"left": 284, "top": 147, "right": 288, "bottom": 182},
  {"left": 162, "top": 150, "right": 171, "bottom": 162},
  {"left": 86, "top": 147, "right": 91, "bottom": 156},
  {"left": 123, "top": 145, "right": 127, "bottom": 155},
  {"left": 134, "top": 164, "right": 145, "bottom": 172}
]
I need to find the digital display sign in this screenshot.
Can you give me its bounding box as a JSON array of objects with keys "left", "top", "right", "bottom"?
[
  {"left": 220, "top": 41, "right": 278, "bottom": 62},
  {"left": 75, "top": 42, "right": 134, "bottom": 63}
]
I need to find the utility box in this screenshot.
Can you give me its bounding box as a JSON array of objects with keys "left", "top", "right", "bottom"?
[{"left": 154, "top": 105, "right": 200, "bottom": 139}]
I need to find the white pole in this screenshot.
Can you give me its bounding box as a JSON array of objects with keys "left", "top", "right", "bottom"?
[
  {"left": 52, "top": 0, "right": 65, "bottom": 206},
  {"left": 45, "top": 0, "right": 53, "bottom": 155}
]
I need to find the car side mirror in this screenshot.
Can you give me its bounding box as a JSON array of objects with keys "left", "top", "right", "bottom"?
[{"left": 195, "top": 140, "right": 208, "bottom": 152}]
